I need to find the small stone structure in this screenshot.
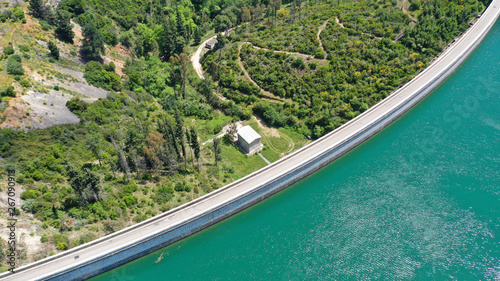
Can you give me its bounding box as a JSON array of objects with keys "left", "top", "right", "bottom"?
[
  {"left": 205, "top": 37, "right": 218, "bottom": 49},
  {"left": 237, "top": 125, "right": 263, "bottom": 155}
]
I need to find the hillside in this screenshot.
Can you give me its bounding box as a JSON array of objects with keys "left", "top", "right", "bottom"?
[{"left": 202, "top": 0, "right": 486, "bottom": 138}]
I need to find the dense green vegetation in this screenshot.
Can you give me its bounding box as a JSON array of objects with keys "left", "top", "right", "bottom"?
[{"left": 203, "top": 0, "right": 486, "bottom": 138}]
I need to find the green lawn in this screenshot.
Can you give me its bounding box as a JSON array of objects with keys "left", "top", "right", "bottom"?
[
  {"left": 243, "top": 118, "right": 308, "bottom": 163},
  {"left": 220, "top": 142, "right": 267, "bottom": 180}
]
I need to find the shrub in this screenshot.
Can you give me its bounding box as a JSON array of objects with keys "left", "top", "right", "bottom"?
[
  {"left": 0, "top": 86, "right": 15, "bottom": 97},
  {"left": 40, "top": 234, "right": 49, "bottom": 243},
  {"left": 9, "top": 54, "right": 21, "bottom": 63},
  {"left": 102, "top": 220, "right": 124, "bottom": 234},
  {"left": 0, "top": 14, "right": 6, "bottom": 23},
  {"left": 104, "top": 173, "right": 113, "bottom": 181},
  {"left": 40, "top": 20, "right": 51, "bottom": 31},
  {"left": 123, "top": 195, "right": 137, "bottom": 207},
  {"left": 6, "top": 59, "right": 24, "bottom": 75},
  {"left": 84, "top": 61, "right": 122, "bottom": 91},
  {"left": 66, "top": 97, "right": 88, "bottom": 113},
  {"left": 154, "top": 186, "right": 173, "bottom": 204},
  {"left": 52, "top": 234, "right": 69, "bottom": 246},
  {"left": 50, "top": 219, "right": 62, "bottom": 229},
  {"left": 134, "top": 213, "right": 147, "bottom": 223},
  {"left": 409, "top": 0, "right": 421, "bottom": 11},
  {"left": 314, "top": 50, "right": 326, "bottom": 59},
  {"left": 104, "top": 62, "right": 116, "bottom": 72},
  {"left": 21, "top": 189, "right": 41, "bottom": 200},
  {"left": 56, "top": 242, "right": 68, "bottom": 250},
  {"left": 79, "top": 232, "right": 97, "bottom": 244},
  {"left": 3, "top": 45, "right": 14, "bottom": 55},
  {"left": 32, "top": 170, "right": 43, "bottom": 181},
  {"left": 12, "top": 8, "right": 24, "bottom": 20},
  {"left": 19, "top": 45, "right": 29, "bottom": 52}
]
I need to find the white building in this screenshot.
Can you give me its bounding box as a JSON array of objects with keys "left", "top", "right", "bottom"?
[
  {"left": 205, "top": 37, "right": 218, "bottom": 49},
  {"left": 237, "top": 125, "right": 263, "bottom": 155}
]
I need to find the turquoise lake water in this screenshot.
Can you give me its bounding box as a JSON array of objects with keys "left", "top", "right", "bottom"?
[{"left": 92, "top": 21, "right": 500, "bottom": 280}]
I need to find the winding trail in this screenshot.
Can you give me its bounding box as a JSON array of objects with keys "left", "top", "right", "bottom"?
[
  {"left": 249, "top": 43, "right": 327, "bottom": 62},
  {"left": 192, "top": 36, "right": 216, "bottom": 79},
  {"left": 335, "top": 16, "right": 383, "bottom": 40},
  {"left": 317, "top": 19, "right": 329, "bottom": 55},
  {"left": 237, "top": 43, "right": 292, "bottom": 103},
  {"left": 335, "top": 17, "right": 344, "bottom": 28}
]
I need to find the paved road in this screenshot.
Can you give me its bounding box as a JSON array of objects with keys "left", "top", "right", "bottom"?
[{"left": 2, "top": 2, "right": 498, "bottom": 280}]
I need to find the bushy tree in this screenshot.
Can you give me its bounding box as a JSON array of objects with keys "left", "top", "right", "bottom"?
[
  {"left": 66, "top": 97, "right": 88, "bottom": 113},
  {"left": 84, "top": 61, "right": 122, "bottom": 91},
  {"left": 66, "top": 164, "right": 102, "bottom": 205}
]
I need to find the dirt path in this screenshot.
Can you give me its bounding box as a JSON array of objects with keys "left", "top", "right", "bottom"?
[
  {"left": 317, "top": 19, "right": 329, "bottom": 54},
  {"left": 335, "top": 17, "right": 344, "bottom": 28},
  {"left": 192, "top": 36, "right": 216, "bottom": 79},
  {"left": 237, "top": 43, "right": 291, "bottom": 103},
  {"left": 400, "top": 0, "right": 418, "bottom": 23},
  {"left": 335, "top": 16, "right": 383, "bottom": 40},
  {"left": 249, "top": 43, "right": 328, "bottom": 63}
]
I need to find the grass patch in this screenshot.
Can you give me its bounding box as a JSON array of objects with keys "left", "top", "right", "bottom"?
[
  {"left": 191, "top": 113, "right": 233, "bottom": 143},
  {"left": 242, "top": 118, "right": 308, "bottom": 163},
  {"left": 219, "top": 143, "right": 266, "bottom": 179}
]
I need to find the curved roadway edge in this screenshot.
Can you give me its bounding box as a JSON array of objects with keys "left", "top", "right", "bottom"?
[
  {"left": 2, "top": 2, "right": 499, "bottom": 280},
  {"left": 192, "top": 36, "right": 216, "bottom": 79}
]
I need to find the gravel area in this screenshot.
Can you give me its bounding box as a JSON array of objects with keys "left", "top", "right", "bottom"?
[{"left": 21, "top": 90, "right": 80, "bottom": 129}]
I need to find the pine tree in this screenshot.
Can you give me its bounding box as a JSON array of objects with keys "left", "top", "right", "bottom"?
[
  {"left": 29, "top": 0, "right": 48, "bottom": 20},
  {"left": 55, "top": 10, "right": 74, "bottom": 43},
  {"left": 176, "top": 9, "right": 188, "bottom": 41},
  {"left": 48, "top": 40, "right": 60, "bottom": 60},
  {"left": 162, "top": 20, "right": 176, "bottom": 60},
  {"left": 193, "top": 27, "right": 201, "bottom": 45},
  {"left": 82, "top": 21, "right": 105, "bottom": 61}
]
